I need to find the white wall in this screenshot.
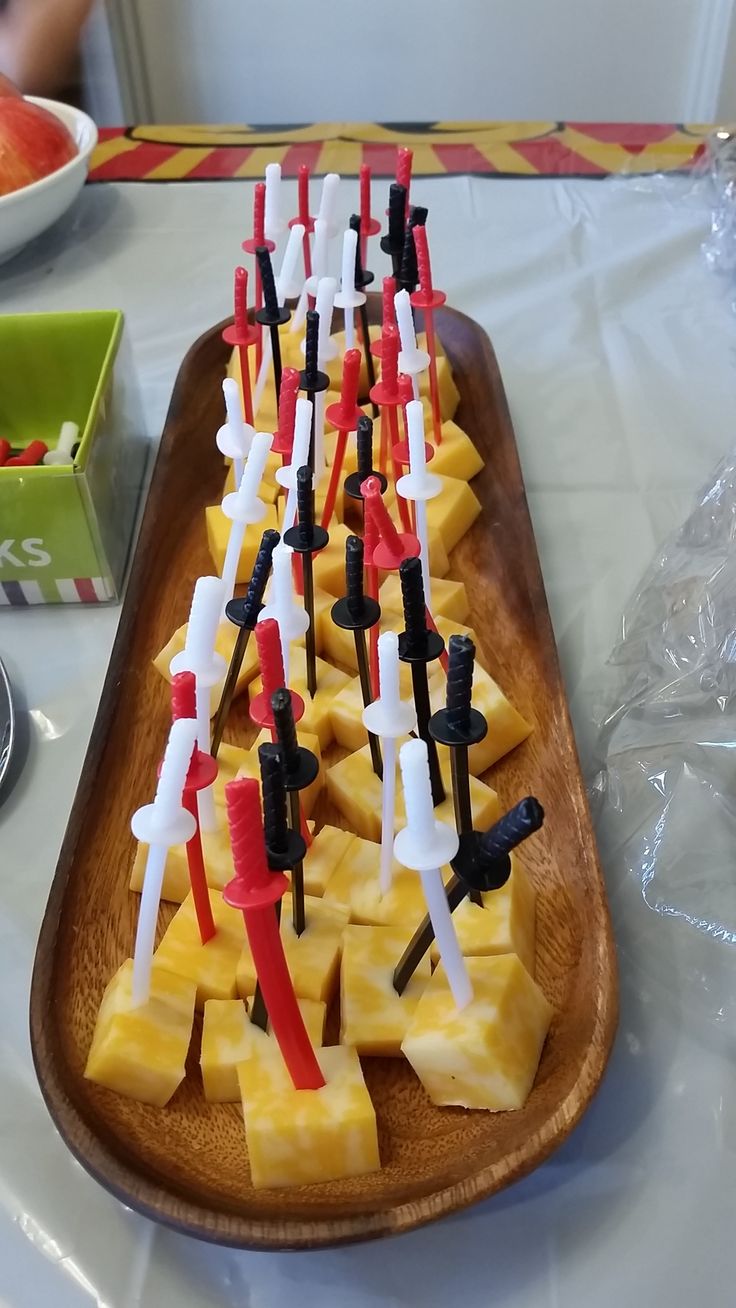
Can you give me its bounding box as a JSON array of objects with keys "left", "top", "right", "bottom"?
[{"left": 109, "top": 0, "right": 734, "bottom": 125}]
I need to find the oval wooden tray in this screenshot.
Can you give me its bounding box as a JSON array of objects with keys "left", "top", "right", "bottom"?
[{"left": 30, "top": 302, "right": 617, "bottom": 1249}]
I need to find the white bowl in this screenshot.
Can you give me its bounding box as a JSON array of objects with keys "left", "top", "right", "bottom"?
[{"left": 0, "top": 97, "right": 98, "bottom": 264}]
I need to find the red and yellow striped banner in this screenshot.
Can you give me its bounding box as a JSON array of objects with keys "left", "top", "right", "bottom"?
[{"left": 89, "top": 121, "right": 711, "bottom": 184}]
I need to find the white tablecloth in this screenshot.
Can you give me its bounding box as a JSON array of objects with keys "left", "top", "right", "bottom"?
[{"left": 1, "top": 172, "right": 734, "bottom": 1307}]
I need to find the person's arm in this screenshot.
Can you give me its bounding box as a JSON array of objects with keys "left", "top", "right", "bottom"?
[{"left": 0, "top": 0, "right": 96, "bottom": 95}]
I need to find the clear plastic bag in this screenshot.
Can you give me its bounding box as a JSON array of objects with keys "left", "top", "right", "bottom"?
[{"left": 591, "top": 449, "right": 736, "bottom": 1028}]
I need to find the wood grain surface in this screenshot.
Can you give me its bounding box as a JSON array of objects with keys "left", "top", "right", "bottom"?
[{"left": 29, "top": 300, "right": 618, "bottom": 1249}]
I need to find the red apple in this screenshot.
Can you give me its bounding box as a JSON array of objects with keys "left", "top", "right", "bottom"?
[
  {"left": 0, "top": 98, "right": 77, "bottom": 198},
  {"left": 0, "top": 74, "right": 22, "bottom": 99}
]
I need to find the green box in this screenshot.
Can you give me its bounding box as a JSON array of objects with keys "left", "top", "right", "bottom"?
[{"left": 0, "top": 311, "right": 146, "bottom": 605}]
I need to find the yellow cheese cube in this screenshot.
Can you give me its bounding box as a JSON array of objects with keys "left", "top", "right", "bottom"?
[
  {"left": 323, "top": 834, "right": 428, "bottom": 928},
  {"left": 238, "top": 1043, "right": 380, "bottom": 1188},
  {"left": 417, "top": 353, "right": 459, "bottom": 420},
  {"left": 324, "top": 427, "right": 359, "bottom": 480},
  {"left": 380, "top": 573, "right": 469, "bottom": 624},
  {"left": 323, "top": 603, "right": 480, "bottom": 678},
  {"left": 429, "top": 856, "right": 537, "bottom": 975},
  {"left": 250, "top": 727, "right": 323, "bottom": 818},
  {"left": 425, "top": 475, "right": 482, "bottom": 554},
  {"left": 340, "top": 924, "right": 431, "bottom": 1056},
  {"left": 84, "top": 959, "right": 196, "bottom": 1107},
  {"left": 320, "top": 605, "right": 399, "bottom": 676},
  {"left": 426, "top": 523, "right": 450, "bottom": 578},
  {"left": 328, "top": 673, "right": 378, "bottom": 752},
  {"left": 311, "top": 521, "right": 351, "bottom": 596},
  {"left": 300, "top": 823, "right": 354, "bottom": 896},
  {"left": 201, "top": 996, "right": 325, "bottom": 1102},
  {"left": 214, "top": 741, "right": 256, "bottom": 794},
  {"left": 328, "top": 642, "right": 527, "bottom": 773},
  {"left": 153, "top": 619, "right": 260, "bottom": 711},
  {"left": 402, "top": 955, "right": 553, "bottom": 1110},
  {"left": 205, "top": 502, "right": 280, "bottom": 584},
  {"left": 223, "top": 451, "right": 282, "bottom": 505},
  {"left": 236, "top": 892, "right": 349, "bottom": 1004},
  {"left": 249, "top": 648, "right": 351, "bottom": 749},
  {"left": 429, "top": 421, "right": 485, "bottom": 482},
  {"left": 326, "top": 742, "right": 500, "bottom": 842},
  {"left": 154, "top": 888, "right": 244, "bottom": 1008},
  {"left": 130, "top": 825, "right": 233, "bottom": 904}
]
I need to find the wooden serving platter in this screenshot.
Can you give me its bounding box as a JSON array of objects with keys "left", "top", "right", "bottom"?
[{"left": 30, "top": 301, "right": 618, "bottom": 1249}]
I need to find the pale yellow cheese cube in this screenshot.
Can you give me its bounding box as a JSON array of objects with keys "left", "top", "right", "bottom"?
[
  {"left": 84, "top": 959, "right": 196, "bottom": 1107},
  {"left": 153, "top": 618, "right": 260, "bottom": 711},
  {"left": 238, "top": 1043, "right": 380, "bottom": 1188},
  {"left": 250, "top": 727, "right": 323, "bottom": 819},
  {"left": 249, "top": 648, "right": 351, "bottom": 749},
  {"left": 201, "top": 996, "right": 325, "bottom": 1102},
  {"left": 426, "top": 523, "right": 450, "bottom": 578},
  {"left": 430, "top": 856, "right": 537, "bottom": 976},
  {"left": 402, "top": 955, "right": 553, "bottom": 1110},
  {"left": 236, "top": 892, "right": 349, "bottom": 1004},
  {"left": 323, "top": 834, "right": 428, "bottom": 929},
  {"left": 300, "top": 823, "right": 354, "bottom": 896},
  {"left": 340, "top": 924, "right": 431, "bottom": 1056},
  {"left": 154, "top": 888, "right": 244, "bottom": 1008},
  {"left": 429, "top": 421, "right": 485, "bottom": 482},
  {"left": 130, "top": 825, "right": 233, "bottom": 904},
  {"left": 380, "top": 573, "right": 469, "bottom": 624},
  {"left": 205, "top": 503, "right": 280, "bottom": 584},
  {"left": 425, "top": 475, "right": 482, "bottom": 554},
  {"left": 326, "top": 742, "right": 500, "bottom": 842},
  {"left": 222, "top": 451, "right": 282, "bottom": 506}
]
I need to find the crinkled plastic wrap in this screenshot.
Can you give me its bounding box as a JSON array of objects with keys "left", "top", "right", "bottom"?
[
  {"left": 591, "top": 449, "right": 736, "bottom": 1026},
  {"left": 703, "top": 127, "right": 736, "bottom": 278}
]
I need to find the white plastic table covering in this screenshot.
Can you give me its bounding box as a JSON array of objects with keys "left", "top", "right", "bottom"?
[{"left": 1, "top": 173, "right": 735, "bottom": 1308}]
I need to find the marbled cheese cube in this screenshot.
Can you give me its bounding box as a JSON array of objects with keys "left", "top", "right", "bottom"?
[
  {"left": 323, "top": 834, "right": 429, "bottom": 929},
  {"left": 154, "top": 888, "right": 244, "bottom": 1008},
  {"left": 380, "top": 573, "right": 469, "bottom": 624},
  {"left": 429, "top": 856, "right": 537, "bottom": 976},
  {"left": 84, "top": 959, "right": 196, "bottom": 1107},
  {"left": 402, "top": 955, "right": 553, "bottom": 1110},
  {"left": 300, "top": 823, "right": 354, "bottom": 896},
  {"left": 426, "top": 661, "right": 532, "bottom": 774},
  {"left": 205, "top": 502, "right": 280, "bottom": 584},
  {"left": 236, "top": 892, "right": 349, "bottom": 1004},
  {"left": 340, "top": 924, "right": 431, "bottom": 1056},
  {"left": 249, "top": 649, "right": 351, "bottom": 749},
  {"left": 130, "top": 825, "right": 233, "bottom": 904},
  {"left": 201, "top": 996, "right": 325, "bottom": 1102},
  {"left": 326, "top": 742, "right": 500, "bottom": 842},
  {"left": 238, "top": 1043, "right": 380, "bottom": 1188}
]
